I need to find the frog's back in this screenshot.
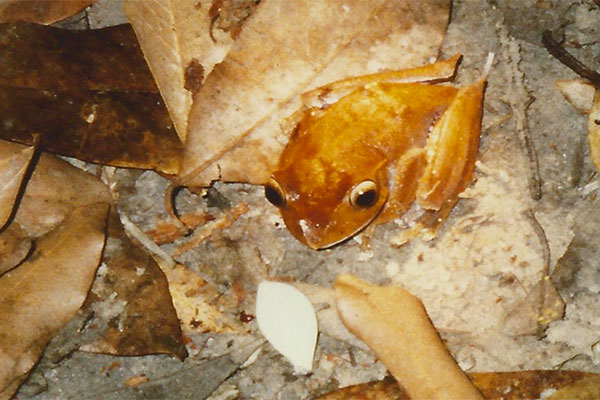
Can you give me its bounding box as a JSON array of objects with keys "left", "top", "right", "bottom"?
[{"left": 281, "top": 82, "right": 458, "bottom": 175}]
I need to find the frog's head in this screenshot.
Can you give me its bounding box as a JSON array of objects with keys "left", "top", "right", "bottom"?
[{"left": 264, "top": 163, "right": 389, "bottom": 249}]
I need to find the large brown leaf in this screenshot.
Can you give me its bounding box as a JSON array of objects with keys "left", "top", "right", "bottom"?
[
  {"left": 0, "top": 142, "right": 34, "bottom": 230},
  {"left": 3, "top": 142, "right": 112, "bottom": 238},
  {"left": 0, "top": 0, "right": 97, "bottom": 24},
  {"left": 0, "top": 202, "right": 109, "bottom": 400},
  {"left": 0, "top": 223, "right": 31, "bottom": 276},
  {"left": 0, "top": 23, "right": 182, "bottom": 174},
  {"left": 178, "top": 0, "right": 451, "bottom": 186},
  {"left": 79, "top": 208, "right": 188, "bottom": 360}
]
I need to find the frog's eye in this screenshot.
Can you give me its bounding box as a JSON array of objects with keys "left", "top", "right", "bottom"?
[
  {"left": 349, "top": 180, "right": 378, "bottom": 208},
  {"left": 265, "top": 178, "right": 286, "bottom": 208}
]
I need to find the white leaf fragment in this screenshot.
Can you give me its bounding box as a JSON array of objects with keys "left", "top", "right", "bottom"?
[{"left": 256, "top": 281, "right": 318, "bottom": 374}]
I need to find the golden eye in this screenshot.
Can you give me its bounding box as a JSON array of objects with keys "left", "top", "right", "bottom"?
[
  {"left": 349, "top": 180, "right": 378, "bottom": 208},
  {"left": 264, "top": 177, "right": 286, "bottom": 208}
]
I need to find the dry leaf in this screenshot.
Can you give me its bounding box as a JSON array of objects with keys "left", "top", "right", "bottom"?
[
  {"left": 0, "top": 0, "right": 97, "bottom": 24},
  {"left": 0, "top": 223, "right": 31, "bottom": 276},
  {"left": 161, "top": 263, "right": 242, "bottom": 334},
  {"left": 0, "top": 203, "right": 109, "bottom": 400},
  {"left": 178, "top": 0, "right": 451, "bottom": 186},
  {"left": 317, "top": 371, "right": 598, "bottom": 400},
  {"left": 124, "top": 0, "right": 255, "bottom": 141},
  {"left": 79, "top": 208, "right": 188, "bottom": 360},
  {"left": 0, "top": 23, "right": 181, "bottom": 174},
  {"left": 317, "top": 376, "right": 409, "bottom": 400},
  {"left": 501, "top": 277, "right": 565, "bottom": 336},
  {"left": 7, "top": 145, "right": 112, "bottom": 238},
  {"left": 334, "top": 274, "right": 483, "bottom": 400},
  {"left": 547, "top": 374, "right": 600, "bottom": 399},
  {"left": 0, "top": 141, "right": 34, "bottom": 230},
  {"left": 472, "top": 370, "right": 597, "bottom": 400}
]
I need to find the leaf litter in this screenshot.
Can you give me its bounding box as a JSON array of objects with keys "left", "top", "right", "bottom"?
[{"left": 2, "top": 0, "right": 600, "bottom": 399}]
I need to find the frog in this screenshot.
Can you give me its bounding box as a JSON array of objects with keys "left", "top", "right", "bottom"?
[{"left": 264, "top": 54, "right": 492, "bottom": 249}]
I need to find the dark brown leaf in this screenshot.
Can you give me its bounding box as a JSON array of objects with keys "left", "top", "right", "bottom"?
[
  {"left": 0, "top": 0, "right": 97, "bottom": 25},
  {"left": 316, "top": 371, "right": 598, "bottom": 400},
  {"left": 0, "top": 202, "right": 109, "bottom": 400},
  {"left": 316, "top": 376, "right": 409, "bottom": 400},
  {"left": 79, "top": 208, "right": 188, "bottom": 360},
  {"left": 0, "top": 23, "right": 182, "bottom": 174}
]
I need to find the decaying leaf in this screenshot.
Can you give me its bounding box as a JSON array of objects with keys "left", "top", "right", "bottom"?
[
  {"left": 124, "top": 0, "right": 256, "bottom": 141},
  {"left": 0, "top": 23, "right": 182, "bottom": 174},
  {"left": 334, "top": 274, "right": 483, "bottom": 400},
  {"left": 588, "top": 90, "right": 600, "bottom": 171},
  {"left": 79, "top": 208, "right": 188, "bottom": 360},
  {"left": 317, "top": 370, "right": 599, "bottom": 400},
  {"left": 160, "top": 263, "right": 242, "bottom": 334},
  {"left": 0, "top": 203, "right": 109, "bottom": 400},
  {"left": 177, "top": 0, "right": 451, "bottom": 186},
  {"left": 501, "top": 277, "right": 565, "bottom": 336},
  {"left": 0, "top": 0, "right": 96, "bottom": 24},
  {"left": 0, "top": 141, "right": 34, "bottom": 230}
]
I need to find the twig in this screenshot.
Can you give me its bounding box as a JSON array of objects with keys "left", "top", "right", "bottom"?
[{"left": 542, "top": 30, "right": 600, "bottom": 86}]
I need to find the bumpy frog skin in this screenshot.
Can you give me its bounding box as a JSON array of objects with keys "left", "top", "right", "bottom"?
[{"left": 265, "top": 55, "right": 489, "bottom": 249}]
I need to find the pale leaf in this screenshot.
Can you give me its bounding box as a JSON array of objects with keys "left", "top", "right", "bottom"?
[{"left": 256, "top": 281, "right": 318, "bottom": 374}]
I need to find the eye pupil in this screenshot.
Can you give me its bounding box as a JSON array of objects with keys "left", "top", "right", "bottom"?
[
  {"left": 265, "top": 179, "right": 286, "bottom": 207},
  {"left": 349, "top": 180, "right": 378, "bottom": 208},
  {"left": 355, "top": 189, "right": 377, "bottom": 207}
]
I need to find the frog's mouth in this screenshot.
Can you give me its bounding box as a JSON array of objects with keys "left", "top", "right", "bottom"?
[{"left": 285, "top": 204, "right": 384, "bottom": 250}]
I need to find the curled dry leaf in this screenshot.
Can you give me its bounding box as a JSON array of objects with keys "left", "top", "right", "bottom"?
[
  {"left": 79, "top": 208, "right": 188, "bottom": 360},
  {"left": 0, "top": 0, "right": 97, "bottom": 24},
  {"left": 0, "top": 140, "right": 34, "bottom": 230},
  {"left": 124, "top": 0, "right": 256, "bottom": 141},
  {"left": 0, "top": 203, "right": 109, "bottom": 400},
  {"left": 0, "top": 23, "right": 181, "bottom": 174},
  {"left": 177, "top": 0, "right": 451, "bottom": 186},
  {"left": 334, "top": 274, "right": 483, "bottom": 400}
]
